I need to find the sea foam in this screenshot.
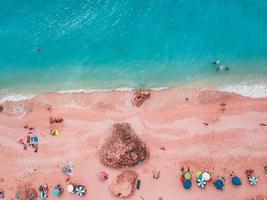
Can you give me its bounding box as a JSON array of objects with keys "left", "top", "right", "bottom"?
[
  {"left": 217, "top": 83, "right": 267, "bottom": 98},
  {"left": 0, "top": 94, "right": 34, "bottom": 103}
]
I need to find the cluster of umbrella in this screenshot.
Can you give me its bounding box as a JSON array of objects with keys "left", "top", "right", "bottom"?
[
  {"left": 181, "top": 170, "right": 258, "bottom": 191},
  {"left": 181, "top": 171, "right": 192, "bottom": 190},
  {"left": 197, "top": 172, "right": 211, "bottom": 188},
  {"left": 67, "top": 183, "right": 87, "bottom": 197}
]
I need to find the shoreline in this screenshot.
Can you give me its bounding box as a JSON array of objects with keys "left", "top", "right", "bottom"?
[{"left": 1, "top": 81, "right": 267, "bottom": 104}]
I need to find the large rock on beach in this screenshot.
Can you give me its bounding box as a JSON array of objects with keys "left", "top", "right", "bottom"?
[
  {"left": 99, "top": 123, "right": 149, "bottom": 168},
  {"left": 131, "top": 90, "right": 150, "bottom": 107},
  {"left": 110, "top": 170, "right": 138, "bottom": 198}
]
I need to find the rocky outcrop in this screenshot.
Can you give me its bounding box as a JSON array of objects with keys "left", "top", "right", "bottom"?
[
  {"left": 16, "top": 183, "right": 38, "bottom": 200},
  {"left": 99, "top": 123, "right": 149, "bottom": 168},
  {"left": 131, "top": 90, "right": 150, "bottom": 107},
  {"left": 110, "top": 170, "right": 138, "bottom": 198},
  {"left": 0, "top": 105, "right": 3, "bottom": 112}
]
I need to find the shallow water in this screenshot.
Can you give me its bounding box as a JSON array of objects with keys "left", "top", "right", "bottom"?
[{"left": 0, "top": 0, "right": 267, "bottom": 99}]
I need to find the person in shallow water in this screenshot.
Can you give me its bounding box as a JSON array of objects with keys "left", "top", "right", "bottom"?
[
  {"left": 213, "top": 60, "right": 221, "bottom": 65},
  {"left": 216, "top": 65, "right": 230, "bottom": 72},
  {"left": 36, "top": 45, "right": 43, "bottom": 53},
  {"left": 213, "top": 60, "right": 230, "bottom": 72}
]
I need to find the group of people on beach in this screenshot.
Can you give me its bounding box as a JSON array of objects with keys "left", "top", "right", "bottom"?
[{"left": 17, "top": 125, "right": 39, "bottom": 153}]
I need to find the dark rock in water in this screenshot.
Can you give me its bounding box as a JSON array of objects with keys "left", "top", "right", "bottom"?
[
  {"left": 99, "top": 123, "right": 149, "bottom": 168},
  {"left": 132, "top": 90, "right": 150, "bottom": 107},
  {"left": 0, "top": 105, "right": 3, "bottom": 112},
  {"left": 16, "top": 183, "right": 38, "bottom": 200},
  {"left": 110, "top": 170, "right": 138, "bottom": 198}
]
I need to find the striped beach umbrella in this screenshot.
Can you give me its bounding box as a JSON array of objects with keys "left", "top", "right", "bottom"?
[
  {"left": 197, "top": 178, "right": 207, "bottom": 188},
  {"left": 248, "top": 176, "right": 257, "bottom": 185},
  {"left": 75, "top": 185, "right": 86, "bottom": 196}
]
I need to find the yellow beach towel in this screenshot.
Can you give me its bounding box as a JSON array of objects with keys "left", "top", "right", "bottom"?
[{"left": 52, "top": 130, "right": 60, "bottom": 136}]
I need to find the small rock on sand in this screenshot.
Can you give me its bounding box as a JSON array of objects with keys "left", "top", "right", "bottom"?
[
  {"left": 131, "top": 90, "right": 150, "bottom": 107},
  {"left": 0, "top": 105, "right": 3, "bottom": 112},
  {"left": 110, "top": 170, "right": 138, "bottom": 198}
]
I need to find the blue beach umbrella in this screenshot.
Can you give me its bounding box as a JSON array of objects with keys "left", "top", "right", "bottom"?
[
  {"left": 214, "top": 179, "right": 224, "bottom": 190},
  {"left": 52, "top": 188, "right": 61, "bottom": 197},
  {"left": 183, "top": 180, "right": 192, "bottom": 190},
  {"left": 232, "top": 176, "right": 242, "bottom": 186}
]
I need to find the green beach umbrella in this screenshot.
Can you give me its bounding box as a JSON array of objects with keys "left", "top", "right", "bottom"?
[
  {"left": 183, "top": 172, "right": 192, "bottom": 180},
  {"left": 197, "top": 172, "right": 203, "bottom": 179}
]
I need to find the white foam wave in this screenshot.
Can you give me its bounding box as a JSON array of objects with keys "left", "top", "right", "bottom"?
[
  {"left": 57, "top": 87, "right": 168, "bottom": 94},
  {"left": 0, "top": 94, "right": 34, "bottom": 103},
  {"left": 217, "top": 83, "right": 267, "bottom": 98}
]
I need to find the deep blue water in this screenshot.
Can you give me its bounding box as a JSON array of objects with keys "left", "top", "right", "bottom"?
[{"left": 0, "top": 0, "right": 267, "bottom": 98}]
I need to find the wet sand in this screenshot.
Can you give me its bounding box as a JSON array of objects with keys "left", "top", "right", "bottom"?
[{"left": 0, "top": 88, "right": 267, "bottom": 200}]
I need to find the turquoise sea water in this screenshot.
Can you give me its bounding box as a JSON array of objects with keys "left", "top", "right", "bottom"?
[{"left": 0, "top": 0, "right": 267, "bottom": 99}]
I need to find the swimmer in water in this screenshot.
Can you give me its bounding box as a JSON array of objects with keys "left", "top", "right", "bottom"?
[
  {"left": 36, "top": 45, "right": 43, "bottom": 53},
  {"left": 217, "top": 65, "right": 230, "bottom": 72},
  {"left": 213, "top": 60, "right": 220, "bottom": 65}
]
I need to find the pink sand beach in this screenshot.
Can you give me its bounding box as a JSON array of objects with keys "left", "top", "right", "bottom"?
[{"left": 0, "top": 88, "right": 267, "bottom": 200}]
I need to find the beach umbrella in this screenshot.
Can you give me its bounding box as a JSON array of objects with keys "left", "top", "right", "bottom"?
[
  {"left": 75, "top": 185, "right": 86, "bottom": 196},
  {"left": 232, "top": 176, "right": 242, "bottom": 186},
  {"left": 248, "top": 176, "right": 257, "bottom": 185},
  {"left": 67, "top": 184, "right": 74, "bottom": 193},
  {"left": 0, "top": 191, "right": 4, "bottom": 198},
  {"left": 197, "top": 178, "right": 207, "bottom": 188},
  {"left": 202, "top": 172, "right": 211, "bottom": 181},
  {"left": 39, "top": 185, "right": 48, "bottom": 200},
  {"left": 15, "top": 192, "right": 20, "bottom": 200},
  {"left": 183, "top": 172, "right": 192, "bottom": 180},
  {"left": 33, "top": 135, "right": 38, "bottom": 144},
  {"left": 52, "top": 188, "right": 61, "bottom": 197},
  {"left": 136, "top": 180, "right": 141, "bottom": 190},
  {"left": 183, "top": 180, "right": 192, "bottom": 190},
  {"left": 214, "top": 179, "right": 224, "bottom": 190},
  {"left": 197, "top": 172, "right": 203, "bottom": 179},
  {"left": 62, "top": 162, "right": 73, "bottom": 176}
]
